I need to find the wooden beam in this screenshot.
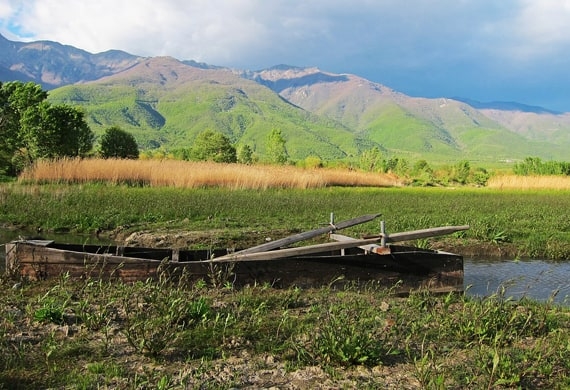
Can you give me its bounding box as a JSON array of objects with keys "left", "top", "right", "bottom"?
[
  {"left": 231, "top": 213, "right": 381, "bottom": 255},
  {"left": 329, "top": 233, "right": 390, "bottom": 254},
  {"left": 208, "top": 236, "right": 383, "bottom": 263}
]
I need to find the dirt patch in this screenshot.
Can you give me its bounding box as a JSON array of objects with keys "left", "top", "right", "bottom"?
[{"left": 110, "top": 228, "right": 307, "bottom": 251}]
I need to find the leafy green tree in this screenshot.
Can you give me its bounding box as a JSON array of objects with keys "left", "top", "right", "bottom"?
[
  {"left": 0, "top": 81, "right": 49, "bottom": 174},
  {"left": 411, "top": 159, "right": 436, "bottom": 186},
  {"left": 0, "top": 86, "right": 13, "bottom": 175},
  {"left": 237, "top": 144, "right": 253, "bottom": 164},
  {"left": 303, "top": 155, "right": 323, "bottom": 168},
  {"left": 189, "top": 130, "right": 237, "bottom": 163},
  {"left": 20, "top": 101, "right": 93, "bottom": 161},
  {"left": 413, "top": 159, "right": 431, "bottom": 173},
  {"left": 453, "top": 160, "right": 471, "bottom": 184},
  {"left": 512, "top": 156, "right": 570, "bottom": 176},
  {"left": 513, "top": 157, "right": 542, "bottom": 175},
  {"left": 266, "top": 128, "right": 288, "bottom": 164},
  {"left": 99, "top": 126, "right": 139, "bottom": 159},
  {"left": 358, "top": 146, "right": 384, "bottom": 172},
  {"left": 170, "top": 148, "right": 191, "bottom": 161},
  {"left": 0, "top": 81, "right": 93, "bottom": 173}
]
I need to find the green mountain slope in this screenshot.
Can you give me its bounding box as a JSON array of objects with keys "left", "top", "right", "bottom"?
[{"left": 48, "top": 57, "right": 363, "bottom": 160}]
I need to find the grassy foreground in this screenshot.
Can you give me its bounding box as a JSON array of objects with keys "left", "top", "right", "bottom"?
[
  {"left": 2, "top": 176, "right": 570, "bottom": 388},
  {"left": 1, "top": 271, "right": 569, "bottom": 389}
]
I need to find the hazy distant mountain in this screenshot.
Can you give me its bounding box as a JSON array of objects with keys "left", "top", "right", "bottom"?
[
  {"left": 452, "top": 97, "right": 561, "bottom": 115},
  {"left": 0, "top": 33, "right": 142, "bottom": 89},
  {"left": 1, "top": 33, "right": 569, "bottom": 162}
]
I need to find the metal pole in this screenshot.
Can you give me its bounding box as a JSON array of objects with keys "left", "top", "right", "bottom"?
[{"left": 380, "top": 220, "right": 386, "bottom": 247}]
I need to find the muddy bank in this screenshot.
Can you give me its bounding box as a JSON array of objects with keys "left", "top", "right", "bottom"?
[{"left": 110, "top": 228, "right": 517, "bottom": 259}]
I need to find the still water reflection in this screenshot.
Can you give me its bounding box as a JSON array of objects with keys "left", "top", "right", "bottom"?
[
  {"left": 1, "top": 229, "right": 569, "bottom": 305},
  {"left": 465, "top": 258, "right": 570, "bottom": 305}
]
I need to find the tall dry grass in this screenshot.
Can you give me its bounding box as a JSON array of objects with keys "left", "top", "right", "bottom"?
[
  {"left": 487, "top": 174, "right": 570, "bottom": 190},
  {"left": 19, "top": 158, "right": 405, "bottom": 189}
]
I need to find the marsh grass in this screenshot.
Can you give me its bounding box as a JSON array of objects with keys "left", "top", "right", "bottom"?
[
  {"left": 20, "top": 158, "right": 405, "bottom": 189},
  {"left": 488, "top": 174, "right": 570, "bottom": 190},
  {"left": 1, "top": 272, "right": 569, "bottom": 389}
]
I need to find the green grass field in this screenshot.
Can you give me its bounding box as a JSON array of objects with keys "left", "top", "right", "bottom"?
[{"left": 2, "top": 183, "right": 570, "bottom": 259}]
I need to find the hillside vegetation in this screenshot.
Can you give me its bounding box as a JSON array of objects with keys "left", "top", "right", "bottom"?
[
  {"left": 49, "top": 58, "right": 362, "bottom": 161},
  {"left": 45, "top": 58, "right": 570, "bottom": 164}
]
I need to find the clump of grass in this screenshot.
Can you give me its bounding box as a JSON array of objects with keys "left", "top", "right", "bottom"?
[{"left": 19, "top": 158, "right": 405, "bottom": 189}]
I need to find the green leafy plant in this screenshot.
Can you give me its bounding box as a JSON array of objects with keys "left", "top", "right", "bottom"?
[
  {"left": 300, "top": 301, "right": 385, "bottom": 367},
  {"left": 119, "top": 276, "right": 210, "bottom": 358},
  {"left": 33, "top": 299, "right": 65, "bottom": 324},
  {"left": 32, "top": 274, "right": 72, "bottom": 325}
]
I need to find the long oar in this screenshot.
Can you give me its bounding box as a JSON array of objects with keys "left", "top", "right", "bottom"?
[
  {"left": 231, "top": 213, "right": 381, "bottom": 255},
  {"left": 363, "top": 225, "right": 470, "bottom": 243},
  {"left": 330, "top": 225, "right": 470, "bottom": 255}
]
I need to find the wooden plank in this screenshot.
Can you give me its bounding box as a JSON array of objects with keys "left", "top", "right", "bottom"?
[
  {"left": 20, "top": 239, "right": 54, "bottom": 246},
  {"left": 208, "top": 236, "right": 383, "bottom": 263},
  {"left": 329, "top": 233, "right": 390, "bottom": 254},
  {"left": 231, "top": 213, "right": 381, "bottom": 255}
]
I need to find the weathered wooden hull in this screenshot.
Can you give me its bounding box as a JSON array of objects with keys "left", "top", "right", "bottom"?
[{"left": 5, "top": 240, "right": 463, "bottom": 292}]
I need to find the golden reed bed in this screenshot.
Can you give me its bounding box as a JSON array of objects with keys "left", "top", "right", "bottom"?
[
  {"left": 20, "top": 158, "right": 405, "bottom": 189},
  {"left": 487, "top": 175, "right": 570, "bottom": 190}
]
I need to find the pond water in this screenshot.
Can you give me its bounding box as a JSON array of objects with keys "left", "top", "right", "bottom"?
[{"left": 1, "top": 229, "right": 569, "bottom": 305}]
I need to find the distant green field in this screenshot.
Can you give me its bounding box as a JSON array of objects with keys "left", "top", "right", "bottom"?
[{"left": 2, "top": 184, "right": 569, "bottom": 258}]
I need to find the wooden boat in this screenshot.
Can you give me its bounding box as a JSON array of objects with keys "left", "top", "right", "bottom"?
[{"left": 4, "top": 214, "right": 467, "bottom": 293}]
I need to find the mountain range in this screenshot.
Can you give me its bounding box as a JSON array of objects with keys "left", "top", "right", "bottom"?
[{"left": 1, "top": 33, "right": 569, "bottom": 163}]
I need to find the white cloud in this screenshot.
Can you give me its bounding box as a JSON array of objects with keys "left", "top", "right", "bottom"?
[
  {"left": 517, "top": 1, "right": 570, "bottom": 45},
  {"left": 2, "top": 0, "right": 270, "bottom": 61},
  {"left": 486, "top": 0, "right": 570, "bottom": 61},
  {"left": 3, "top": 0, "right": 565, "bottom": 68}
]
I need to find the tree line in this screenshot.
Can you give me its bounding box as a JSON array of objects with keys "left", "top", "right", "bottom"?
[
  {"left": 513, "top": 157, "right": 570, "bottom": 176},
  {"left": 152, "top": 128, "right": 289, "bottom": 165},
  {"left": 0, "top": 81, "right": 491, "bottom": 187}
]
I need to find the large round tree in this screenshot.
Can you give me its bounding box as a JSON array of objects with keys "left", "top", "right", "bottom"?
[
  {"left": 189, "top": 130, "right": 237, "bottom": 163},
  {"left": 99, "top": 126, "right": 139, "bottom": 159}
]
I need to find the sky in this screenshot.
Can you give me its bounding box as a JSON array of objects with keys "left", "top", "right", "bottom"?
[{"left": 1, "top": 0, "right": 570, "bottom": 112}]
